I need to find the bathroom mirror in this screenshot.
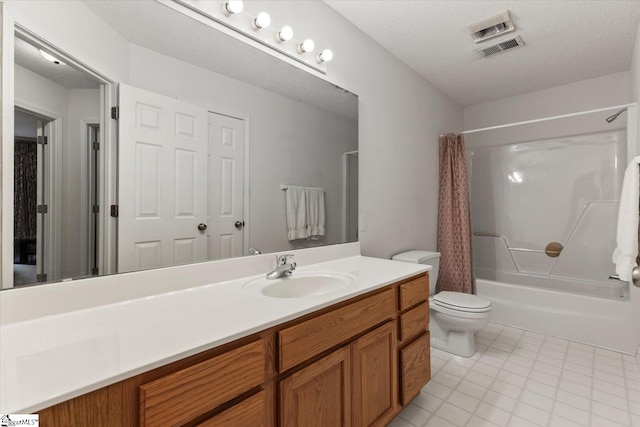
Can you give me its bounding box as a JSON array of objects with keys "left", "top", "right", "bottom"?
[{"left": 6, "top": 0, "right": 358, "bottom": 289}]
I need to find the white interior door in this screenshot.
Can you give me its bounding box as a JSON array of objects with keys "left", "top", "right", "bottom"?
[
  {"left": 208, "top": 112, "right": 244, "bottom": 259},
  {"left": 118, "top": 84, "right": 208, "bottom": 273}
]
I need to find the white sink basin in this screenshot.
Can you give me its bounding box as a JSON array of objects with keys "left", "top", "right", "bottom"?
[{"left": 242, "top": 271, "right": 357, "bottom": 298}]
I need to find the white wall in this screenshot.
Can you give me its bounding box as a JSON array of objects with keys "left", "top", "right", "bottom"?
[
  {"left": 629, "top": 21, "right": 640, "bottom": 354},
  {"left": 127, "top": 45, "right": 357, "bottom": 253},
  {"left": 14, "top": 65, "right": 68, "bottom": 117},
  {"left": 464, "top": 71, "right": 630, "bottom": 133},
  {"left": 62, "top": 89, "right": 100, "bottom": 278},
  {"left": 632, "top": 22, "right": 640, "bottom": 156}
]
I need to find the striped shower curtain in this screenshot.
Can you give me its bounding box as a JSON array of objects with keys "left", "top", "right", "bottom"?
[{"left": 437, "top": 133, "right": 475, "bottom": 294}]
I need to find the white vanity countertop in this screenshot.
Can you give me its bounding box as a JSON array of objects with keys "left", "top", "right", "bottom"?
[{"left": 0, "top": 255, "right": 429, "bottom": 413}]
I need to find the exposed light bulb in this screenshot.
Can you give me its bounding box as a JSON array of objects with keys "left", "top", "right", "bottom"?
[
  {"left": 223, "top": 0, "right": 243, "bottom": 15},
  {"left": 252, "top": 12, "right": 271, "bottom": 30},
  {"left": 276, "top": 26, "right": 294, "bottom": 42},
  {"left": 297, "top": 39, "right": 315, "bottom": 54},
  {"left": 39, "top": 49, "right": 65, "bottom": 65},
  {"left": 316, "top": 49, "right": 333, "bottom": 63}
]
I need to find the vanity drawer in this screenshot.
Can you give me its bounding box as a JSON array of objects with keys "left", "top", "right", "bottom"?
[
  {"left": 399, "top": 274, "right": 429, "bottom": 311},
  {"left": 196, "top": 390, "right": 266, "bottom": 427},
  {"left": 400, "top": 332, "right": 431, "bottom": 405},
  {"left": 278, "top": 288, "right": 395, "bottom": 372},
  {"left": 139, "top": 339, "right": 266, "bottom": 427},
  {"left": 399, "top": 302, "right": 429, "bottom": 343}
]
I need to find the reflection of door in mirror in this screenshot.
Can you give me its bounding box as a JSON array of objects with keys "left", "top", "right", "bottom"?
[
  {"left": 118, "top": 84, "right": 209, "bottom": 273},
  {"left": 11, "top": 35, "right": 104, "bottom": 288},
  {"left": 208, "top": 112, "right": 245, "bottom": 260},
  {"left": 13, "top": 110, "right": 45, "bottom": 286}
]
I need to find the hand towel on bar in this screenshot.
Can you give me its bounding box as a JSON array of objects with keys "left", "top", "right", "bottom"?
[
  {"left": 612, "top": 156, "right": 640, "bottom": 283},
  {"left": 286, "top": 186, "right": 309, "bottom": 240},
  {"left": 305, "top": 187, "right": 325, "bottom": 239}
]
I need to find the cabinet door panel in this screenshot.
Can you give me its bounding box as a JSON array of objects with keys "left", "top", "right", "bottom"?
[
  {"left": 352, "top": 322, "right": 397, "bottom": 427},
  {"left": 400, "top": 332, "right": 431, "bottom": 405},
  {"left": 280, "top": 347, "right": 351, "bottom": 427}
]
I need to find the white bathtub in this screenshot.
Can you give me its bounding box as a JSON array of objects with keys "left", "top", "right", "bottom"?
[{"left": 476, "top": 278, "right": 637, "bottom": 354}]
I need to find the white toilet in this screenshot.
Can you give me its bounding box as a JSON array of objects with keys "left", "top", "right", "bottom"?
[{"left": 392, "top": 250, "right": 492, "bottom": 357}]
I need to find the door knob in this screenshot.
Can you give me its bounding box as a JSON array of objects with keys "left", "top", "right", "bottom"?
[
  {"left": 234, "top": 221, "right": 245, "bottom": 230},
  {"left": 197, "top": 223, "right": 207, "bottom": 231},
  {"left": 633, "top": 266, "right": 640, "bottom": 288}
]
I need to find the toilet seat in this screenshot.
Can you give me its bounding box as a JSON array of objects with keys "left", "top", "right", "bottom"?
[{"left": 432, "top": 291, "right": 491, "bottom": 313}]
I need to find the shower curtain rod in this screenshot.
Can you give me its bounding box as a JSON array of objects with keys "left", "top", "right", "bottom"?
[{"left": 442, "top": 102, "right": 637, "bottom": 137}]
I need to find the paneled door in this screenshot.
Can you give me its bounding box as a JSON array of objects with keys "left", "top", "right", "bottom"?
[
  {"left": 207, "top": 112, "right": 244, "bottom": 259},
  {"left": 118, "top": 84, "right": 208, "bottom": 273}
]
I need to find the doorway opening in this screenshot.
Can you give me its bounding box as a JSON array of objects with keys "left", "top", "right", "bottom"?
[{"left": 13, "top": 109, "right": 52, "bottom": 286}]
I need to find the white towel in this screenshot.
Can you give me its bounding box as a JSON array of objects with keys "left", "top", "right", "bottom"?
[
  {"left": 612, "top": 156, "right": 640, "bottom": 282},
  {"left": 286, "top": 186, "right": 309, "bottom": 240},
  {"left": 305, "top": 187, "right": 325, "bottom": 239}
]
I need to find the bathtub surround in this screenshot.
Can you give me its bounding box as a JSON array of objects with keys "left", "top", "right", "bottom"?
[
  {"left": 613, "top": 156, "right": 640, "bottom": 283},
  {"left": 462, "top": 69, "right": 639, "bottom": 354},
  {"left": 437, "top": 133, "right": 474, "bottom": 294}
]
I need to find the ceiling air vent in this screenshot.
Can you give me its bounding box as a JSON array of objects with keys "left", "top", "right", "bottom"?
[
  {"left": 476, "top": 36, "right": 525, "bottom": 58},
  {"left": 468, "top": 10, "right": 515, "bottom": 43}
]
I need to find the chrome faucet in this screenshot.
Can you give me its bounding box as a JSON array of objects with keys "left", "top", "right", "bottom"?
[
  {"left": 249, "top": 247, "right": 263, "bottom": 255},
  {"left": 266, "top": 254, "right": 296, "bottom": 280}
]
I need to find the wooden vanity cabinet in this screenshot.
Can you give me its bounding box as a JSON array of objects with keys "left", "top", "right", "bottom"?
[{"left": 36, "top": 273, "right": 432, "bottom": 427}]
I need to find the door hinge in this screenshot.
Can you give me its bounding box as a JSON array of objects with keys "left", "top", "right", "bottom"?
[
  {"left": 110, "top": 205, "right": 119, "bottom": 218},
  {"left": 93, "top": 141, "right": 100, "bottom": 151},
  {"left": 111, "top": 106, "right": 119, "bottom": 120},
  {"left": 37, "top": 136, "right": 48, "bottom": 145},
  {"left": 37, "top": 204, "right": 48, "bottom": 214},
  {"left": 91, "top": 267, "right": 99, "bottom": 276},
  {"left": 36, "top": 273, "right": 48, "bottom": 282},
  {"left": 92, "top": 205, "right": 100, "bottom": 214}
]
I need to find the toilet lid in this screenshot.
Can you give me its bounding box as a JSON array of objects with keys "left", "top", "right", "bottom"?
[{"left": 433, "top": 291, "right": 491, "bottom": 312}]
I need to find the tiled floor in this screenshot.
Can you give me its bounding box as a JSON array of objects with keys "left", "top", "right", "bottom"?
[{"left": 390, "top": 322, "right": 640, "bottom": 427}]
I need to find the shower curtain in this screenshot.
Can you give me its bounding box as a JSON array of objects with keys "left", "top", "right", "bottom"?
[{"left": 437, "top": 133, "right": 475, "bottom": 294}]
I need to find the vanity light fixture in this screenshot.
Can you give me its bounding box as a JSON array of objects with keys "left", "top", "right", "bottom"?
[
  {"left": 223, "top": 0, "right": 243, "bottom": 15},
  {"left": 39, "top": 49, "right": 65, "bottom": 65},
  {"left": 297, "top": 39, "right": 315, "bottom": 54},
  {"left": 316, "top": 49, "right": 333, "bottom": 63},
  {"left": 174, "top": 1, "right": 332, "bottom": 73},
  {"left": 252, "top": 12, "right": 271, "bottom": 30},
  {"left": 276, "top": 26, "right": 294, "bottom": 42}
]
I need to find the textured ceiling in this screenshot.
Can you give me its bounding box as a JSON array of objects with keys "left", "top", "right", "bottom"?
[
  {"left": 15, "top": 36, "right": 101, "bottom": 89},
  {"left": 325, "top": 0, "right": 640, "bottom": 106},
  {"left": 84, "top": 1, "right": 357, "bottom": 120}
]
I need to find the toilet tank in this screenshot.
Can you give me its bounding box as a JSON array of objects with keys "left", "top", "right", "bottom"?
[{"left": 392, "top": 250, "right": 440, "bottom": 295}]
